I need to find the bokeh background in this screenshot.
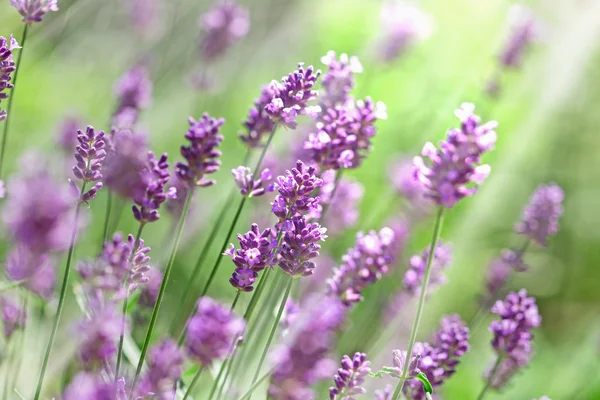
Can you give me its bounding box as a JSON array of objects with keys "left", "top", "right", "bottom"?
[{"left": 1, "top": 0, "right": 600, "bottom": 398}]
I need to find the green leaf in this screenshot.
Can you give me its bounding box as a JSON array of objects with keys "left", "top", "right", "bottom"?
[
  {"left": 415, "top": 372, "right": 433, "bottom": 394},
  {"left": 369, "top": 367, "right": 401, "bottom": 379}
]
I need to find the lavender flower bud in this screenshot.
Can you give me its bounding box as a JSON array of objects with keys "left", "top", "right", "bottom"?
[
  {"left": 329, "top": 352, "right": 371, "bottom": 400},
  {"left": 10, "top": 0, "right": 58, "bottom": 23},
  {"left": 225, "top": 223, "right": 274, "bottom": 272},
  {"left": 229, "top": 268, "right": 258, "bottom": 292},
  {"left": 103, "top": 129, "right": 148, "bottom": 200},
  {"left": 72, "top": 126, "right": 106, "bottom": 201},
  {"left": 0, "top": 36, "right": 20, "bottom": 121},
  {"left": 403, "top": 241, "right": 452, "bottom": 296},
  {"left": 239, "top": 84, "right": 278, "bottom": 148},
  {"left": 327, "top": 227, "right": 395, "bottom": 307},
  {"left": 136, "top": 338, "right": 184, "bottom": 399},
  {"left": 133, "top": 152, "right": 175, "bottom": 224},
  {"left": 320, "top": 51, "right": 362, "bottom": 109},
  {"left": 112, "top": 66, "right": 152, "bottom": 129},
  {"left": 199, "top": 0, "right": 250, "bottom": 62},
  {"left": 79, "top": 303, "right": 123, "bottom": 369},
  {"left": 232, "top": 166, "right": 275, "bottom": 197},
  {"left": 271, "top": 160, "right": 323, "bottom": 220},
  {"left": 414, "top": 103, "right": 497, "bottom": 207},
  {"left": 278, "top": 215, "right": 327, "bottom": 278},
  {"left": 176, "top": 113, "right": 224, "bottom": 188},
  {"left": 0, "top": 296, "right": 27, "bottom": 339},
  {"left": 515, "top": 183, "right": 564, "bottom": 247},
  {"left": 392, "top": 349, "right": 421, "bottom": 377},
  {"left": 185, "top": 297, "right": 245, "bottom": 365},
  {"left": 6, "top": 246, "right": 55, "bottom": 299}
]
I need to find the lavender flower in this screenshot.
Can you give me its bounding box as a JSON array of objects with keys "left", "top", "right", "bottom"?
[
  {"left": 499, "top": 5, "right": 539, "bottom": 69},
  {"left": 79, "top": 303, "right": 123, "bottom": 369},
  {"left": 10, "top": 0, "right": 58, "bottom": 23},
  {"left": 305, "top": 98, "right": 387, "bottom": 170},
  {"left": 229, "top": 268, "right": 258, "bottom": 292},
  {"left": 71, "top": 126, "right": 105, "bottom": 201},
  {"left": 278, "top": 215, "right": 327, "bottom": 278},
  {"left": 320, "top": 51, "right": 363, "bottom": 109},
  {"left": 329, "top": 352, "right": 371, "bottom": 400},
  {"left": 56, "top": 116, "right": 82, "bottom": 152},
  {"left": 488, "top": 357, "right": 525, "bottom": 389},
  {"left": 127, "top": 0, "right": 161, "bottom": 37},
  {"left": 269, "top": 296, "right": 345, "bottom": 400},
  {"left": 0, "top": 36, "right": 19, "bottom": 121},
  {"left": 239, "top": 84, "right": 278, "bottom": 148},
  {"left": 232, "top": 166, "right": 274, "bottom": 197},
  {"left": 6, "top": 245, "right": 55, "bottom": 299},
  {"left": 185, "top": 297, "right": 245, "bottom": 365},
  {"left": 103, "top": 129, "right": 148, "bottom": 200},
  {"left": 414, "top": 103, "right": 497, "bottom": 207},
  {"left": 317, "top": 171, "right": 363, "bottom": 235},
  {"left": 63, "top": 372, "right": 125, "bottom": 400},
  {"left": 226, "top": 223, "right": 274, "bottom": 291},
  {"left": 391, "top": 349, "right": 421, "bottom": 377},
  {"left": 137, "top": 339, "right": 184, "bottom": 399},
  {"left": 264, "top": 63, "right": 321, "bottom": 130},
  {"left": 0, "top": 296, "right": 26, "bottom": 339},
  {"left": 139, "top": 266, "right": 162, "bottom": 308},
  {"left": 175, "top": 113, "right": 224, "bottom": 188},
  {"left": 327, "top": 227, "right": 395, "bottom": 307},
  {"left": 403, "top": 242, "right": 452, "bottom": 296},
  {"left": 515, "top": 183, "right": 564, "bottom": 247},
  {"left": 271, "top": 160, "right": 323, "bottom": 221},
  {"left": 388, "top": 158, "right": 432, "bottom": 216},
  {"left": 133, "top": 152, "right": 176, "bottom": 223},
  {"left": 199, "top": 0, "right": 250, "bottom": 62},
  {"left": 486, "top": 248, "right": 527, "bottom": 297},
  {"left": 112, "top": 66, "right": 152, "bottom": 129}
]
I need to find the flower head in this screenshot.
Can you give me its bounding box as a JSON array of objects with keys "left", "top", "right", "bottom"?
[
  {"left": 226, "top": 223, "right": 274, "bottom": 291},
  {"left": 10, "top": 0, "right": 58, "bottom": 23},
  {"left": 320, "top": 51, "right": 362, "bottom": 109},
  {"left": 486, "top": 248, "right": 527, "bottom": 297},
  {"left": 239, "top": 84, "right": 278, "bottom": 148},
  {"left": 515, "top": 183, "right": 564, "bottom": 247},
  {"left": 499, "top": 5, "right": 539, "bottom": 69},
  {"left": 133, "top": 152, "right": 176, "bottom": 223},
  {"left": 199, "top": 0, "right": 250, "bottom": 62},
  {"left": 0, "top": 35, "right": 19, "bottom": 121},
  {"left": 6, "top": 245, "right": 55, "bottom": 299},
  {"left": 137, "top": 339, "right": 184, "bottom": 399},
  {"left": 72, "top": 126, "right": 106, "bottom": 201},
  {"left": 403, "top": 241, "right": 453, "bottom": 296},
  {"left": 392, "top": 349, "right": 421, "bottom": 377},
  {"left": 113, "top": 66, "right": 152, "bottom": 129},
  {"left": 414, "top": 103, "right": 497, "bottom": 207},
  {"left": 278, "top": 215, "right": 327, "bottom": 278},
  {"left": 271, "top": 160, "right": 323, "bottom": 220},
  {"left": 329, "top": 352, "right": 371, "bottom": 400},
  {"left": 79, "top": 302, "right": 123, "bottom": 369},
  {"left": 56, "top": 116, "right": 82, "bottom": 151},
  {"left": 232, "top": 166, "right": 274, "bottom": 197},
  {"left": 175, "top": 113, "right": 224, "bottom": 188},
  {"left": 185, "top": 297, "right": 245, "bottom": 365},
  {"left": 0, "top": 296, "right": 27, "bottom": 339},
  {"left": 103, "top": 129, "right": 148, "bottom": 200},
  {"left": 63, "top": 372, "right": 126, "bottom": 400}
]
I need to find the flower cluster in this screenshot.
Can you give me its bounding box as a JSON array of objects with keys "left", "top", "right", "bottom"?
[
  {"left": 10, "top": 0, "right": 59, "bottom": 23},
  {"left": 305, "top": 97, "right": 387, "bottom": 170},
  {"left": 329, "top": 352, "right": 371, "bottom": 400},
  {"left": 0, "top": 296, "right": 27, "bottom": 339},
  {"left": 175, "top": 113, "right": 225, "bottom": 188},
  {"left": 488, "top": 290, "right": 541, "bottom": 388},
  {"left": 515, "top": 183, "right": 564, "bottom": 247},
  {"left": 0, "top": 35, "right": 19, "bottom": 121},
  {"left": 499, "top": 5, "right": 539, "bottom": 69},
  {"left": 413, "top": 103, "right": 497, "bottom": 207},
  {"left": 71, "top": 126, "right": 106, "bottom": 201},
  {"left": 78, "top": 303, "right": 123, "bottom": 369},
  {"left": 112, "top": 66, "right": 153, "bottom": 129},
  {"left": 6, "top": 245, "right": 55, "bottom": 299},
  {"left": 239, "top": 84, "right": 278, "bottom": 148},
  {"left": 62, "top": 372, "right": 126, "bottom": 399},
  {"left": 103, "top": 129, "right": 148, "bottom": 200},
  {"left": 199, "top": 0, "right": 250, "bottom": 62},
  {"left": 278, "top": 216, "right": 327, "bottom": 278},
  {"left": 136, "top": 339, "right": 184, "bottom": 399},
  {"left": 133, "top": 152, "right": 176, "bottom": 224},
  {"left": 389, "top": 157, "right": 432, "bottom": 215},
  {"left": 403, "top": 241, "right": 453, "bottom": 296},
  {"left": 56, "top": 116, "right": 82, "bottom": 152},
  {"left": 327, "top": 227, "right": 395, "bottom": 307},
  {"left": 320, "top": 51, "right": 363, "bottom": 109},
  {"left": 232, "top": 166, "right": 274, "bottom": 197},
  {"left": 226, "top": 223, "right": 274, "bottom": 292},
  {"left": 185, "top": 297, "right": 245, "bottom": 365},
  {"left": 271, "top": 160, "right": 323, "bottom": 220}
]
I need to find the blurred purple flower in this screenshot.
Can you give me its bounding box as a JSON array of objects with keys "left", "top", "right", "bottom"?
[
  {"left": 403, "top": 241, "right": 452, "bottom": 296},
  {"left": 175, "top": 113, "right": 224, "bottom": 188},
  {"left": 388, "top": 158, "right": 432, "bottom": 216},
  {"left": 327, "top": 227, "right": 395, "bottom": 307},
  {"left": 515, "top": 183, "right": 564, "bottom": 247},
  {"left": 6, "top": 245, "right": 55, "bottom": 299},
  {"left": 0, "top": 180, "right": 5, "bottom": 198},
  {"left": 271, "top": 160, "right": 323, "bottom": 221},
  {"left": 280, "top": 298, "right": 299, "bottom": 330},
  {"left": 320, "top": 51, "right": 362, "bottom": 109},
  {"left": 0, "top": 296, "right": 26, "bottom": 339},
  {"left": 56, "top": 116, "right": 82, "bottom": 152},
  {"left": 414, "top": 103, "right": 497, "bottom": 208},
  {"left": 127, "top": 0, "right": 161, "bottom": 38},
  {"left": 112, "top": 66, "right": 152, "bottom": 129},
  {"left": 139, "top": 266, "right": 162, "bottom": 308},
  {"left": 137, "top": 338, "right": 184, "bottom": 399},
  {"left": 239, "top": 84, "right": 278, "bottom": 148},
  {"left": 79, "top": 302, "right": 123, "bottom": 369},
  {"left": 63, "top": 372, "right": 126, "bottom": 400},
  {"left": 133, "top": 152, "right": 176, "bottom": 223},
  {"left": 165, "top": 177, "right": 190, "bottom": 218},
  {"left": 499, "top": 5, "right": 539, "bottom": 69},
  {"left": 317, "top": 171, "right": 363, "bottom": 235},
  {"left": 278, "top": 215, "right": 327, "bottom": 278},
  {"left": 103, "top": 129, "right": 148, "bottom": 200},
  {"left": 486, "top": 248, "right": 527, "bottom": 297},
  {"left": 72, "top": 126, "right": 106, "bottom": 202},
  {"left": 232, "top": 166, "right": 274, "bottom": 197},
  {"left": 329, "top": 352, "right": 371, "bottom": 400},
  {"left": 0, "top": 35, "right": 19, "bottom": 121},
  {"left": 374, "top": 385, "right": 393, "bottom": 400},
  {"left": 199, "top": 0, "right": 249, "bottom": 62},
  {"left": 185, "top": 297, "right": 245, "bottom": 365},
  {"left": 10, "top": 0, "right": 58, "bottom": 23}
]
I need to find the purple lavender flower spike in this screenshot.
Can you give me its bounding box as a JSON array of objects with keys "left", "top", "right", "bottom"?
[
  {"left": 79, "top": 303, "right": 123, "bottom": 369},
  {"left": 414, "top": 103, "right": 497, "bottom": 208},
  {"left": 392, "top": 349, "right": 421, "bottom": 377},
  {"left": 176, "top": 113, "right": 224, "bottom": 188},
  {"left": 403, "top": 241, "right": 452, "bottom": 296},
  {"left": 6, "top": 246, "right": 55, "bottom": 299},
  {"left": 232, "top": 166, "right": 275, "bottom": 197},
  {"left": 320, "top": 51, "right": 362, "bottom": 109},
  {"left": 185, "top": 297, "right": 245, "bottom": 365},
  {"left": 239, "top": 84, "right": 278, "bottom": 148},
  {"left": 0, "top": 296, "right": 27, "bottom": 339},
  {"left": 112, "top": 66, "right": 152, "bottom": 128},
  {"left": 133, "top": 152, "right": 175, "bottom": 224},
  {"left": 229, "top": 268, "right": 258, "bottom": 292},
  {"left": 0, "top": 36, "right": 19, "bottom": 121},
  {"left": 103, "top": 129, "right": 148, "bottom": 200},
  {"left": 10, "top": 0, "right": 58, "bottom": 23},
  {"left": 269, "top": 296, "right": 345, "bottom": 400},
  {"left": 63, "top": 372, "right": 125, "bottom": 400},
  {"left": 515, "top": 183, "right": 564, "bottom": 247},
  {"left": 486, "top": 248, "right": 527, "bottom": 297},
  {"left": 226, "top": 223, "right": 274, "bottom": 291},
  {"left": 72, "top": 126, "right": 106, "bottom": 201},
  {"left": 278, "top": 215, "right": 327, "bottom": 278},
  {"left": 499, "top": 5, "right": 539, "bottom": 69},
  {"left": 327, "top": 227, "right": 395, "bottom": 307},
  {"left": 199, "top": 0, "right": 250, "bottom": 62},
  {"left": 329, "top": 352, "right": 371, "bottom": 400},
  {"left": 317, "top": 171, "right": 363, "bottom": 235},
  {"left": 137, "top": 338, "right": 184, "bottom": 399},
  {"left": 271, "top": 160, "right": 323, "bottom": 220}
]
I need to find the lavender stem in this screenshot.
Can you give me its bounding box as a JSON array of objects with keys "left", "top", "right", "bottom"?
[
  {"left": 182, "top": 367, "right": 204, "bottom": 400},
  {"left": 391, "top": 206, "right": 445, "bottom": 400},
  {"left": 239, "top": 369, "right": 274, "bottom": 400},
  {"left": 100, "top": 191, "right": 113, "bottom": 246},
  {"left": 476, "top": 356, "right": 502, "bottom": 400}
]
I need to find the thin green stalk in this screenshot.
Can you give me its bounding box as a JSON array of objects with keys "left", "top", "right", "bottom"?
[
  {"left": 239, "top": 369, "right": 274, "bottom": 400},
  {"left": 130, "top": 190, "right": 195, "bottom": 395},
  {"left": 476, "top": 357, "right": 502, "bottom": 400},
  {"left": 0, "top": 23, "right": 28, "bottom": 178},
  {"left": 391, "top": 207, "right": 445, "bottom": 400},
  {"left": 33, "top": 183, "right": 88, "bottom": 400},
  {"left": 230, "top": 291, "right": 241, "bottom": 311},
  {"left": 9, "top": 294, "right": 28, "bottom": 394},
  {"left": 115, "top": 223, "right": 146, "bottom": 380},
  {"left": 249, "top": 276, "right": 293, "bottom": 390},
  {"left": 3, "top": 336, "right": 14, "bottom": 400},
  {"left": 101, "top": 191, "right": 113, "bottom": 245},
  {"left": 207, "top": 330, "right": 242, "bottom": 400},
  {"left": 182, "top": 367, "right": 204, "bottom": 400}
]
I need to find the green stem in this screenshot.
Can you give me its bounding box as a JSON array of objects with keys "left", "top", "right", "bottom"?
[
  {"left": 249, "top": 276, "right": 293, "bottom": 390},
  {"left": 0, "top": 24, "right": 28, "bottom": 178},
  {"left": 115, "top": 223, "right": 146, "bottom": 380},
  {"left": 391, "top": 207, "right": 445, "bottom": 400},
  {"left": 182, "top": 367, "right": 204, "bottom": 400},
  {"left": 130, "top": 190, "right": 195, "bottom": 396},
  {"left": 238, "top": 369, "right": 274, "bottom": 400},
  {"left": 33, "top": 183, "right": 88, "bottom": 400},
  {"left": 9, "top": 294, "right": 27, "bottom": 394},
  {"left": 101, "top": 191, "right": 113, "bottom": 246},
  {"left": 476, "top": 357, "right": 502, "bottom": 400},
  {"left": 230, "top": 291, "right": 241, "bottom": 311}
]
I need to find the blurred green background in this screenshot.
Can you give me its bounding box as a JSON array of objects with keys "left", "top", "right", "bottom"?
[{"left": 1, "top": 0, "right": 600, "bottom": 398}]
